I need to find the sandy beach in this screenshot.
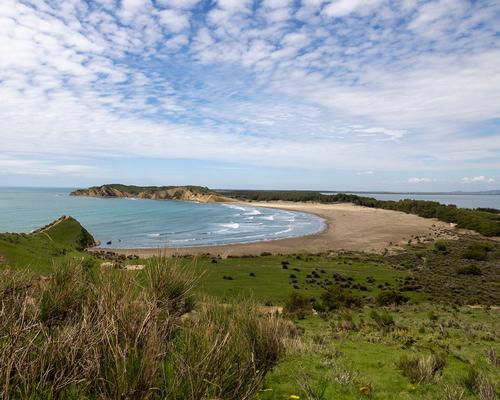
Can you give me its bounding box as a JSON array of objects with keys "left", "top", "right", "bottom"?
[{"left": 98, "top": 202, "right": 459, "bottom": 257}]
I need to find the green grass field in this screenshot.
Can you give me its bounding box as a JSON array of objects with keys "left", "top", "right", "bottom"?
[
  {"left": 1, "top": 217, "right": 499, "bottom": 399},
  {"left": 0, "top": 216, "right": 97, "bottom": 272}
]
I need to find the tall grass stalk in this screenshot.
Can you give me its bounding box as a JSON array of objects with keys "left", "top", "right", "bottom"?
[{"left": 0, "top": 259, "right": 285, "bottom": 399}]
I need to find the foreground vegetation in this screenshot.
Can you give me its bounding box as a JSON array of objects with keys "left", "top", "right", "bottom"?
[
  {"left": 220, "top": 190, "right": 500, "bottom": 236},
  {"left": 0, "top": 260, "right": 285, "bottom": 399},
  {"left": 1, "top": 217, "right": 499, "bottom": 399}
]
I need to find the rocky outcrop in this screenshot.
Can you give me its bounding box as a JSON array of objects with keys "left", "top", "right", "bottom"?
[{"left": 70, "top": 185, "right": 234, "bottom": 203}]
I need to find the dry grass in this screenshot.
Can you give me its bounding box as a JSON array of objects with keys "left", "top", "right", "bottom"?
[
  {"left": 0, "top": 259, "right": 286, "bottom": 399},
  {"left": 461, "top": 366, "right": 497, "bottom": 400},
  {"left": 396, "top": 352, "right": 447, "bottom": 384}
]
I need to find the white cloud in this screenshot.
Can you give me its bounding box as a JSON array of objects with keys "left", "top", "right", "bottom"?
[
  {"left": 408, "top": 177, "right": 435, "bottom": 183},
  {"left": 462, "top": 176, "right": 495, "bottom": 183},
  {"left": 0, "top": 0, "right": 499, "bottom": 182},
  {"left": 119, "top": 0, "right": 151, "bottom": 20},
  {"left": 158, "top": 9, "right": 190, "bottom": 32},
  {"left": 157, "top": 0, "right": 200, "bottom": 9},
  {"left": 0, "top": 157, "right": 100, "bottom": 177},
  {"left": 322, "top": 0, "right": 382, "bottom": 17},
  {"left": 357, "top": 170, "right": 374, "bottom": 175}
]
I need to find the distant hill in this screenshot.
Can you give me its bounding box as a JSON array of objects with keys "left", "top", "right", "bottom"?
[
  {"left": 343, "top": 190, "right": 500, "bottom": 195},
  {"left": 71, "top": 184, "right": 234, "bottom": 203},
  {"left": 0, "top": 216, "right": 96, "bottom": 270}
]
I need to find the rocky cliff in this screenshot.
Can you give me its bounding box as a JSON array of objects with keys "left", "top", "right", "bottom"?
[{"left": 70, "top": 184, "right": 234, "bottom": 203}]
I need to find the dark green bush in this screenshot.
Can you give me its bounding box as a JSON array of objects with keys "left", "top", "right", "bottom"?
[
  {"left": 376, "top": 291, "right": 409, "bottom": 306},
  {"left": 457, "top": 265, "right": 482, "bottom": 275},
  {"left": 434, "top": 240, "right": 448, "bottom": 252},
  {"left": 320, "top": 288, "right": 362, "bottom": 310},
  {"left": 285, "top": 293, "right": 313, "bottom": 318},
  {"left": 463, "top": 243, "right": 491, "bottom": 261},
  {"left": 370, "top": 309, "right": 395, "bottom": 330}
]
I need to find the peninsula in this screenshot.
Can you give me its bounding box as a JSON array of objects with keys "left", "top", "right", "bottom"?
[{"left": 70, "top": 184, "right": 233, "bottom": 203}]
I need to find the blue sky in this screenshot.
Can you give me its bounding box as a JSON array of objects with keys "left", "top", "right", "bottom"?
[{"left": 1, "top": 0, "right": 499, "bottom": 191}]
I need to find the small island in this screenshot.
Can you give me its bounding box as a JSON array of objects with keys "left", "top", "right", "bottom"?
[{"left": 71, "top": 184, "right": 234, "bottom": 203}]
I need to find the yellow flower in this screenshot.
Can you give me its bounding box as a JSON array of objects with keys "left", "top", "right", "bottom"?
[
  {"left": 289, "top": 396, "right": 300, "bottom": 400},
  {"left": 359, "top": 385, "right": 371, "bottom": 395}
]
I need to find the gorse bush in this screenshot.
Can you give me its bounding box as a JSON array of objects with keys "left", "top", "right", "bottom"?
[
  {"left": 320, "top": 288, "right": 362, "bottom": 310},
  {"left": 0, "top": 260, "right": 285, "bottom": 399},
  {"left": 457, "top": 265, "right": 482, "bottom": 275},
  {"left": 463, "top": 243, "right": 491, "bottom": 261},
  {"left": 376, "top": 291, "right": 409, "bottom": 306},
  {"left": 285, "top": 292, "right": 313, "bottom": 318},
  {"left": 434, "top": 240, "right": 448, "bottom": 252}
]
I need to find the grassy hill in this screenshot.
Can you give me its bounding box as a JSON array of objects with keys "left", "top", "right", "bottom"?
[
  {"left": 1, "top": 217, "right": 499, "bottom": 399},
  {"left": 0, "top": 216, "right": 95, "bottom": 271}
]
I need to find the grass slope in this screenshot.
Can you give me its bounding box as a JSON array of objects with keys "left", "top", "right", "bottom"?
[
  {"left": 0, "top": 216, "right": 95, "bottom": 272},
  {"left": 1, "top": 217, "right": 499, "bottom": 399}
]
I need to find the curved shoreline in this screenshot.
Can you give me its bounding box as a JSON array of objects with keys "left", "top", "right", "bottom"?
[{"left": 93, "top": 202, "right": 459, "bottom": 257}]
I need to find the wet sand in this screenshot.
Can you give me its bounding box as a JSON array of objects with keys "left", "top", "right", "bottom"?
[{"left": 94, "top": 202, "right": 458, "bottom": 258}]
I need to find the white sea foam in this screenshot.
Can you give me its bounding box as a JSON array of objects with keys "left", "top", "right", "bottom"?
[
  {"left": 147, "top": 233, "right": 161, "bottom": 237},
  {"left": 244, "top": 209, "right": 261, "bottom": 216},
  {"left": 223, "top": 204, "right": 247, "bottom": 211},
  {"left": 274, "top": 225, "right": 293, "bottom": 235},
  {"left": 259, "top": 215, "right": 274, "bottom": 221},
  {"left": 219, "top": 222, "right": 239, "bottom": 229}
]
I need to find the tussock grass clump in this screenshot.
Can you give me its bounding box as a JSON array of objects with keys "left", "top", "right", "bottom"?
[
  {"left": 396, "top": 352, "right": 446, "bottom": 383},
  {"left": 164, "top": 300, "right": 285, "bottom": 400},
  {"left": 369, "top": 309, "right": 395, "bottom": 330},
  {"left": 461, "top": 366, "right": 497, "bottom": 400},
  {"left": 0, "top": 259, "right": 285, "bottom": 399}
]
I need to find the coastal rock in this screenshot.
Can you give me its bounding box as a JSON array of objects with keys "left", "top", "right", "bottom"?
[{"left": 71, "top": 184, "right": 234, "bottom": 203}]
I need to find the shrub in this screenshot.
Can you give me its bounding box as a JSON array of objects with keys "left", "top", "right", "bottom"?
[
  {"left": 397, "top": 352, "right": 446, "bottom": 383},
  {"left": 285, "top": 293, "right": 313, "bottom": 318},
  {"left": 376, "top": 291, "right": 409, "bottom": 306},
  {"left": 434, "top": 240, "right": 448, "bottom": 252},
  {"left": 370, "top": 310, "right": 394, "bottom": 330},
  {"left": 320, "top": 288, "right": 362, "bottom": 310},
  {"left": 463, "top": 243, "right": 491, "bottom": 261},
  {"left": 457, "top": 265, "right": 482, "bottom": 275}
]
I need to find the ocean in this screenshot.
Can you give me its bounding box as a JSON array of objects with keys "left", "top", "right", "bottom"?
[{"left": 0, "top": 187, "right": 325, "bottom": 248}]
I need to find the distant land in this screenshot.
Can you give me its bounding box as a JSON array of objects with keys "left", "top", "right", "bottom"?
[
  {"left": 71, "top": 184, "right": 234, "bottom": 203},
  {"left": 328, "top": 190, "right": 500, "bottom": 195},
  {"left": 217, "top": 189, "right": 500, "bottom": 196}
]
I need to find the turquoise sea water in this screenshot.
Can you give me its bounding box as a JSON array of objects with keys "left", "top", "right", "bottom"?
[{"left": 0, "top": 188, "right": 325, "bottom": 248}]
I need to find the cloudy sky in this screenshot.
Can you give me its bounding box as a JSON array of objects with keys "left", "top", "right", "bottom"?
[{"left": 1, "top": 0, "right": 499, "bottom": 191}]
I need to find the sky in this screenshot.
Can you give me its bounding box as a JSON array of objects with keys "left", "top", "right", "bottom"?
[{"left": 0, "top": 0, "right": 499, "bottom": 191}]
